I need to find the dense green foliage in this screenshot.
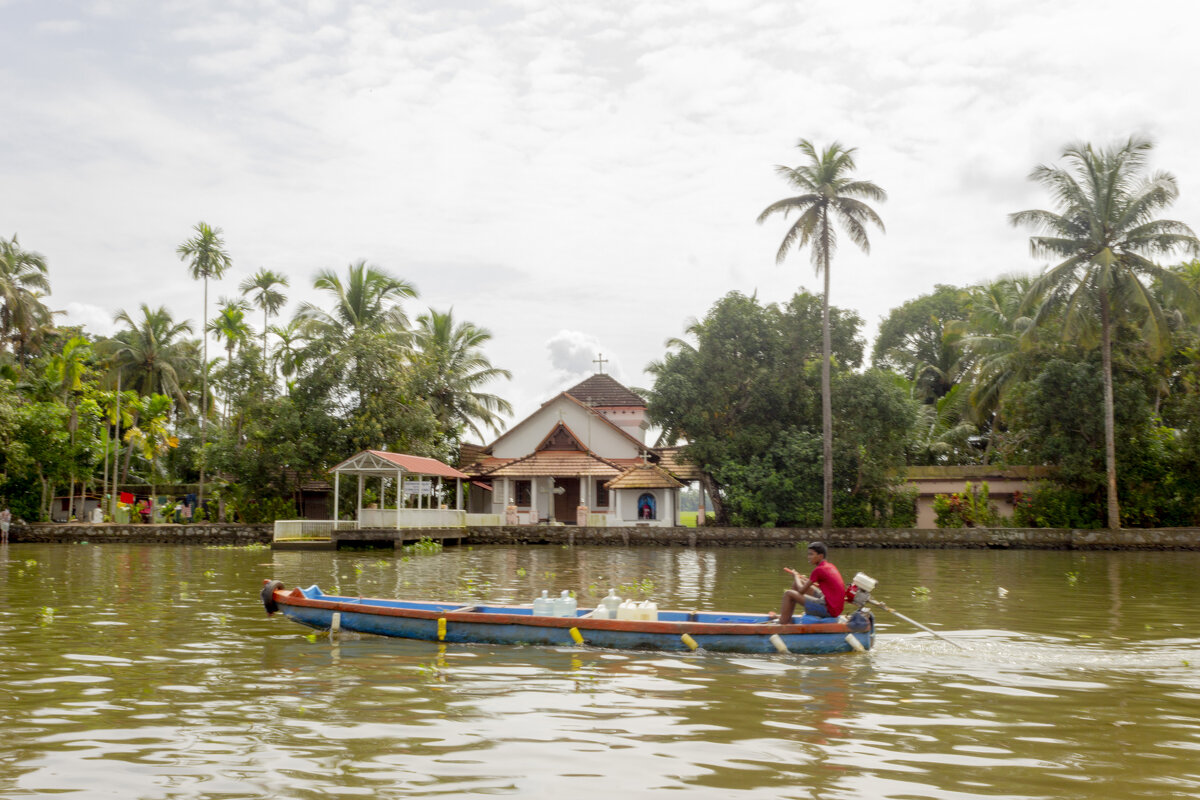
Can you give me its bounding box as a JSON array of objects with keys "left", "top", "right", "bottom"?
[
  {"left": 5, "top": 135, "right": 1200, "bottom": 530},
  {"left": 646, "top": 291, "right": 914, "bottom": 527},
  {"left": 0, "top": 231, "right": 512, "bottom": 523}
]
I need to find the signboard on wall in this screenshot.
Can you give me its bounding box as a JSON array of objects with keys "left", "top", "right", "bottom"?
[{"left": 401, "top": 480, "right": 433, "bottom": 497}]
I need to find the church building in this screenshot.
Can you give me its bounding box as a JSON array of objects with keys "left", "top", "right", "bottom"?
[{"left": 463, "top": 371, "right": 696, "bottom": 527}]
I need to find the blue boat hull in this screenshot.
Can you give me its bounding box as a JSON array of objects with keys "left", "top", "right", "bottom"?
[{"left": 264, "top": 583, "right": 874, "bottom": 655}]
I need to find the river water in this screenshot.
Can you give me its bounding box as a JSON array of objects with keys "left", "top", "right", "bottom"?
[{"left": 1, "top": 542, "right": 1197, "bottom": 799}]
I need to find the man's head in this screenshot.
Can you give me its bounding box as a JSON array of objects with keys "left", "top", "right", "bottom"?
[{"left": 807, "top": 541, "right": 827, "bottom": 564}]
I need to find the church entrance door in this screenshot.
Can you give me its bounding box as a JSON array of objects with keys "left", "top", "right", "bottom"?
[{"left": 553, "top": 478, "right": 580, "bottom": 522}]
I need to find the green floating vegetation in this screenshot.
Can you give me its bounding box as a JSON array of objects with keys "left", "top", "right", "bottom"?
[
  {"left": 402, "top": 537, "right": 443, "bottom": 555},
  {"left": 1065, "top": 571, "right": 1080, "bottom": 586},
  {"left": 618, "top": 578, "right": 656, "bottom": 598},
  {"left": 911, "top": 586, "right": 931, "bottom": 598}
]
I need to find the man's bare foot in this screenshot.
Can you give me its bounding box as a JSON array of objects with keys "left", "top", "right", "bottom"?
[{"left": 766, "top": 611, "right": 779, "bottom": 622}]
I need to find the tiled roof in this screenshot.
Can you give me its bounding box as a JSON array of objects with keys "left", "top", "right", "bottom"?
[
  {"left": 606, "top": 464, "right": 685, "bottom": 490},
  {"left": 565, "top": 374, "right": 646, "bottom": 408},
  {"left": 459, "top": 442, "right": 488, "bottom": 467},
  {"left": 656, "top": 447, "right": 704, "bottom": 480},
  {"left": 476, "top": 450, "right": 625, "bottom": 478},
  {"left": 464, "top": 457, "right": 515, "bottom": 476},
  {"left": 333, "top": 450, "right": 470, "bottom": 480}
]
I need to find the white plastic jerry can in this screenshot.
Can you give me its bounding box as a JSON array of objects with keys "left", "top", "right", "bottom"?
[
  {"left": 602, "top": 589, "right": 622, "bottom": 616},
  {"left": 555, "top": 590, "right": 577, "bottom": 617},
  {"left": 532, "top": 590, "right": 552, "bottom": 616}
]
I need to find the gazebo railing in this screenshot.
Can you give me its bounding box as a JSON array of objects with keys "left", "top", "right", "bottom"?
[{"left": 273, "top": 519, "right": 357, "bottom": 541}]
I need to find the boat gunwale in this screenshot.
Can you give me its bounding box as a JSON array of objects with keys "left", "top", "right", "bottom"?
[{"left": 268, "top": 586, "right": 862, "bottom": 636}]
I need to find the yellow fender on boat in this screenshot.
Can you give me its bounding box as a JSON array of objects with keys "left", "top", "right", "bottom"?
[
  {"left": 681, "top": 633, "right": 699, "bottom": 651},
  {"left": 569, "top": 627, "right": 584, "bottom": 645},
  {"left": 437, "top": 617, "right": 446, "bottom": 641}
]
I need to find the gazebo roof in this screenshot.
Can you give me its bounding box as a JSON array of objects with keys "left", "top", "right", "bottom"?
[{"left": 331, "top": 450, "right": 469, "bottom": 480}]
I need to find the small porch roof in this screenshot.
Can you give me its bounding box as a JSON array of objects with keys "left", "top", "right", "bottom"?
[
  {"left": 606, "top": 463, "right": 685, "bottom": 490},
  {"left": 331, "top": 449, "right": 469, "bottom": 480}
]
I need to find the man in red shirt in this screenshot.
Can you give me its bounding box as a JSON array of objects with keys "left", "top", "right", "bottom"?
[{"left": 770, "top": 541, "right": 846, "bottom": 623}]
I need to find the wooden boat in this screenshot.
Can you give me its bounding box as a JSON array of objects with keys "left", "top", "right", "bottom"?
[{"left": 261, "top": 580, "right": 875, "bottom": 655}]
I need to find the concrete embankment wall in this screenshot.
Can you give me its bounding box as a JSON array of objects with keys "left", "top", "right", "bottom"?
[
  {"left": 9, "top": 523, "right": 1200, "bottom": 550},
  {"left": 12, "top": 523, "right": 273, "bottom": 545},
  {"left": 465, "top": 526, "right": 1200, "bottom": 550}
]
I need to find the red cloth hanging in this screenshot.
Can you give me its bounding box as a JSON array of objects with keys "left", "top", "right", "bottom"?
[{"left": 119, "top": 492, "right": 134, "bottom": 504}]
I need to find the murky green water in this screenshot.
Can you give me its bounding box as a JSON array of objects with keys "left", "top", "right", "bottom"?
[{"left": 1, "top": 543, "right": 1197, "bottom": 799}]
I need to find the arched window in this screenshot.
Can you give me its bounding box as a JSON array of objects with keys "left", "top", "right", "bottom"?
[{"left": 637, "top": 493, "right": 657, "bottom": 520}]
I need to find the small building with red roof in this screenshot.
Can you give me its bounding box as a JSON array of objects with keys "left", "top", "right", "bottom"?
[{"left": 464, "top": 372, "right": 697, "bottom": 526}]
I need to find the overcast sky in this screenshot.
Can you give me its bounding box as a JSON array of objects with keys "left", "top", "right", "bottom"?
[{"left": 4, "top": 0, "right": 1200, "bottom": 435}]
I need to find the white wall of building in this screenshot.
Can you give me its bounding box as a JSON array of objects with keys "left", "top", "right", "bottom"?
[{"left": 491, "top": 397, "right": 641, "bottom": 459}]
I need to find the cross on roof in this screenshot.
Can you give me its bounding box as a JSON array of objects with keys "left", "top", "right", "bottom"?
[{"left": 593, "top": 353, "right": 608, "bottom": 374}]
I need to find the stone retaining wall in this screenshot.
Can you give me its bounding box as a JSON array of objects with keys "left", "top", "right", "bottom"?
[
  {"left": 12, "top": 523, "right": 272, "bottom": 545},
  {"left": 464, "top": 525, "right": 1200, "bottom": 550},
  {"left": 9, "top": 523, "right": 1200, "bottom": 550}
]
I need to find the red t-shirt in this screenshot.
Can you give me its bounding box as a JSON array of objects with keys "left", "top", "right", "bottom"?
[{"left": 810, "top": 560, "right": 846, "bottom": 617}]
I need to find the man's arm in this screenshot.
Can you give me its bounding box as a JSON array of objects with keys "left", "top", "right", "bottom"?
[{"left": 784, "top": 567, "right": 813, "bottom": 594}]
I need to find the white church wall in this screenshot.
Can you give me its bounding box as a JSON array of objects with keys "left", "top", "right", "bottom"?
[{"left": 492, "top": 397, "right": 641, "bottom": 459}]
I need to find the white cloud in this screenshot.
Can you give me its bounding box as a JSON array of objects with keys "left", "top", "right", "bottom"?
[{"left": 3, "top": 0, "right": 1200, "bottom": 426}]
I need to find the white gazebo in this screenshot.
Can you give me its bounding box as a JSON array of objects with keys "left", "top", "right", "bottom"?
[{"left": 331, "top": 450, "right": 472, "bottom": 528}]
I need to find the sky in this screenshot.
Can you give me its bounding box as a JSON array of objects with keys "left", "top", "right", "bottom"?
[{"left": 4, "top": 0, "right": 1200, "bottom": 437}]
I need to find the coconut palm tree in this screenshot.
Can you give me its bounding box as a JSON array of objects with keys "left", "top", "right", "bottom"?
[
  {"left": 757, "top": 140, "right": 886, "bottom": 530},
  {"left": 124, "top": 393, "right": 178, "bottom": 522},
  {"left": 101, "top": 305, "right": 197, "bottom": 485},
  {"left": 413, "top": 309, "right": 513, "bottom": 440},
  {"left": 102, "top": 305, "right": 197, "bottom": 409},
  {"left": 949, "top": 275, "right": 1038, "bottom": 461},
  {"left": 0, "top": 234, "right": 52, "bottom": 367},
  {"left": 297, "top": 260, "right": 417, "bottom": 407},
  {"left": 239, "top": 268, "right": 289, "bottom": 368},
  {"left": 48, "top": 335, "right": 92, "bottom": 520},
  {"left": 207, "top": 298, "right": 252, "bottom": 418},
  {"left": 269, "top": 318, "right": 307, "bottom": 391},
  {"left": 177, "top": 221, "right": 232, "bottom": 506},
  {"left": 1011, "top": 136, "right": 1200, "bottom": 529}
]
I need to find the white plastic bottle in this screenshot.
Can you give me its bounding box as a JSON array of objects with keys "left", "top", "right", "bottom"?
[
  {"left": 556, "top": 590, "right": 577, "bottom": 617},
  {"left": 532, "top": 590, "right": 552, "bottom": 616},
  {"left": 591, "top": 604, "right": 610, "bottom": 620},
  {"left": 602, "top": 589, "right": 622, "bottom": 616},
  {"left": 642, "top": 600, "right": 658, "bottom": 622},
  {"left": 616, "top": 600, "right": 635, "bottom": 620}
]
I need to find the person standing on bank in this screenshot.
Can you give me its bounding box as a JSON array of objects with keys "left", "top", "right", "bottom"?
[
  {"left": 0, "top": 507, "right": 11, "bottom": 543},
  {"left": 770, "top": 541, "right": 846, "bottom": 624}
]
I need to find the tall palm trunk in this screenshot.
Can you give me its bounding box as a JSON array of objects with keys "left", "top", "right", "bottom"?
[
  {"left": 121, "top": 410, "right": 141, "bottom": 485},
  {"left": 820, "top": 215, "right": 834, "bottom": 532},
  {"left": 101, "top": 425, "right": 109, "bottom": 520},
  {"left": 1099, "top": 291, "right": 1120, "bottom": 529},
  {"left": 199, "top": 278, "right": 207, "bottom": 509}
]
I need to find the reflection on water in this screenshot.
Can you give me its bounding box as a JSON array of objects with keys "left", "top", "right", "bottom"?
[{"left": 1, "top": 543, "right": 1198, "bottom": 799}]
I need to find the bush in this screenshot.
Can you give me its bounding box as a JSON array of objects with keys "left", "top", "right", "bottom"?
[
  {"left": 933, "top": 481, "right": 1000, "bottom": 528},
  {"left": 884, "top": 486, "right": 918, "bottom": 528},
  {"left": 1010, "top": 483, "right": 1102, "bottom": 529}
]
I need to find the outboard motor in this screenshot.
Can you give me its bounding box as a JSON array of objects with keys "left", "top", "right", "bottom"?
[
  {"left": 843, "top": 573, "right": 877, "bottom": 632},
  {"left": 844, "top": 572, "right": 878, "bottom": 609}
]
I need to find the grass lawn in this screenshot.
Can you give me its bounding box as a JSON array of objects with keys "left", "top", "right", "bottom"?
[{"left": 678, "top": 512, "right": 715, "bottom": 528}]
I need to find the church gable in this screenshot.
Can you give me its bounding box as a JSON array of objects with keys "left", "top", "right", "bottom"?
[
  {"left": 537, "top": 422, "right": 586, "bottom": 452},
  {"left": 490, "top": 394, "right": 643, "bottom": 460}
]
